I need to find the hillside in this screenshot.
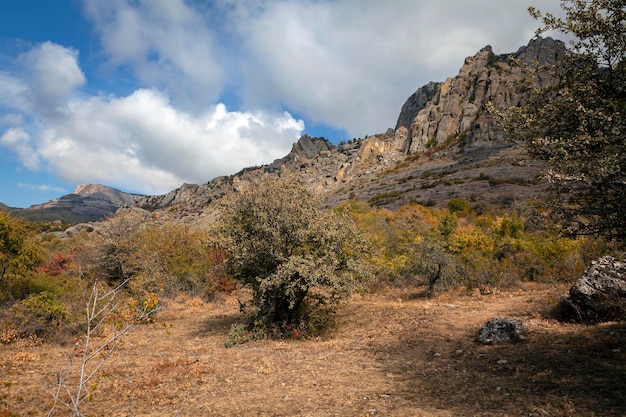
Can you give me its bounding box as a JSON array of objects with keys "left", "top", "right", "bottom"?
[{"left": 134, "top": 37, "right": 565, "bottom": 220}]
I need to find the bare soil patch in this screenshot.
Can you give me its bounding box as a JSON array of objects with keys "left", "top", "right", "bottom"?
[{"left": 1, "top": 284, "right": 625, "bottom": 416}]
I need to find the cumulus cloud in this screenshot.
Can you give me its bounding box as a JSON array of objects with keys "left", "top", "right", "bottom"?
[
  {"left": 230, "top": 0, "right": 542, "bottom": 137},
  {"left": 0, "top": 71, "right": 31, "bottom": 112},
  {"left": 80, "top": 0, "right": 554, "bottom": 138},
  {"left": 82, "top": 0, "right": 225, "bottom": 111},
  {"left": 38, "top": 90, "right": 302, "bottom": 194},
  {"left": 0, "top": 127, "right": 39, "bottom": 170},
  {"left": 17, "top": 42, "right": 85, "bottom": 114},
  {"left": 0, "top": 42, "right": 303, "bottom": 195}
]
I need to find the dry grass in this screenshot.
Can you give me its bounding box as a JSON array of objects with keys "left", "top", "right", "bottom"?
[{"left": 1, "top": 285, "right": 624, "bottom": 416}]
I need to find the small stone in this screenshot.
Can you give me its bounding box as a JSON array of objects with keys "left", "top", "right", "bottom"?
[{"left": 478, "top": 317, "right": 526, "bottom": 344}]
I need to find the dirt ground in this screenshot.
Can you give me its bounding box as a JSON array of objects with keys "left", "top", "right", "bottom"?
[{"left": 1, "top": 283, "right": 625, "bottom": 416}]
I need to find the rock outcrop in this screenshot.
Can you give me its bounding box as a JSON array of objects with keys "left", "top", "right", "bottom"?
[
  {"left": 568, "top": 256, "right": 626, "bottom": 322},
  {"left": 120, "top": 37, "right": 565, "bottom": 218},
  {"left": 397, "top": 37, "right": 565, "bottom": 155},
  {"left": 6, "top": 38, "right": 568, "bottom": 223}
]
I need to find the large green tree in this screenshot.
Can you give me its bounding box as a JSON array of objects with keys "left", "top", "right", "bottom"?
[
  {"left": 215, "top": 176, "right": 370, "bottom": 335},
  {"left": 507, "top": 0, "right": 625, "bottom": 241}
]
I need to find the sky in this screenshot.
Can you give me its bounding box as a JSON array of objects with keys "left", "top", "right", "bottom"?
[{"left": 0, "top": 0, "right": 565, "bottom": 208}]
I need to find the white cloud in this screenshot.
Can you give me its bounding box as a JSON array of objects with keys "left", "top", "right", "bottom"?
[
  {"left": 17, "top": 42, "right": 85, "bottom": 114},
  {"left": 37, "top": 90, "right": 303, "bottom": 194},
  {"left": 0, "top": 71, "right": 31, "bottom": 112},
  {"left": 80, "top": 0, "right": 561, "bottom": 138},
  {"left": 82, "top": 0, "right": 225, "bottom": 112},
  {"left": 225, "top": 0, "right": 549, "bottom": 137},
  {"left": 0, "top": 113, "right": 23, "bottom": 125},
  {"left": 0, "top": 127, "right": 39, "bottom": 170},
  {"left": 17, "top": 182, "right": 67, "bottom": 193},
  {"left": 0, "top": 42, "right": 303, "bottom": 195}
]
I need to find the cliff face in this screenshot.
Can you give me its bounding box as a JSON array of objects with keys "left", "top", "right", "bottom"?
[{"left": 396, "top": 37, "right": 565, "bottom": 154}]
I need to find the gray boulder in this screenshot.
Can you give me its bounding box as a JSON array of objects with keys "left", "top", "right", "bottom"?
[
  {"left": 478, "top": 317, "right": 526, "bottom": 344},
  {"left": 568, "top": 256, "right": 626, "bottom": 322}
]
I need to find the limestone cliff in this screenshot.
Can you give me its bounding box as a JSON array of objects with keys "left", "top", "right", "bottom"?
[
  {"left": 397, "top": 37, "right": 565, "bottom": 154},
  {"left": 132, "top": 37, "right": 566, "bottom": 217}
]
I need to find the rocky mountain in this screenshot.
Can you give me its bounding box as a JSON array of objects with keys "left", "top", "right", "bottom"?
[
  {"left": 10, "top": 184, "right": 144, "bottom": 223},
  {"left": 132, "top": 37, "right": 565, "bottom": 221}
]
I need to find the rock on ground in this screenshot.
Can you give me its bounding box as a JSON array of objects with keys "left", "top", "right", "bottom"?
[
  {"left": 478, "top": 317, "right": 527, "bottom": 344},
  {"left": 568, "top": 256, "right": 626, "bottom": 322}
]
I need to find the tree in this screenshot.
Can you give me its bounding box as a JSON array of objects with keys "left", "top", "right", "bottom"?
[
  {"left": 505, "top": 1, "right": 626, "bottom": 241},
  {"left": 215, "top": 176, "right": 370, "bottom": 336}
]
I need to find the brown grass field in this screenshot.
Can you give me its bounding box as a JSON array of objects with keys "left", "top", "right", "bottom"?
[{"left": 1, "top": 284, "right": 625, "bottom": 416}]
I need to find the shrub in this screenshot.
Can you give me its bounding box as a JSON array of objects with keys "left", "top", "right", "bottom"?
[
  {"left": 76, "top": 211, "right": 219, "bottom": 298},
  {"left": 10, "top": 291, "right": 68, "bottom": 339},
  {"left": 437, "top": 213, "right": 458, "bottom": 241},
  {"left": 447, "top": 197, "right": 470, "bottom": 214},
  {"left": 215, "top": 176, "right": 371, "bottom": 338},
  {"left": 0, "top": 211, "right": 45, "bottom": 302}
]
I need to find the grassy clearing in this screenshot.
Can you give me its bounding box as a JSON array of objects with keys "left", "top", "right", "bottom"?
[{"left": 1, "top": 285, "right": 624, "bottom": 416}]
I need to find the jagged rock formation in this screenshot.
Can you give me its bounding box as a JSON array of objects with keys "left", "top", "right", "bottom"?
[
  {"left": 10, "top": 184, "right": 144, "bottom": 223},
  {"left": 135, "top": 177, "right": 232, "bottom": 217},
  {"left": 396, "top": 37, "right": 565, "bottom": 155},
  {"left": 395, "top": 81, "right": 442, "bottom": 132},
  {"left": 568, "top": 256, "right": 626, "bottom": 322}
]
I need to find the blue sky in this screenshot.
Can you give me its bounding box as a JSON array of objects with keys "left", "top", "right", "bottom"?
[{"left": 0, "top": 0, "right": 560, "bottom": 208}]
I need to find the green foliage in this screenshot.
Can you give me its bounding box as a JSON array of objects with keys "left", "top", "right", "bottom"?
[
  {"left": 507, "top": 1, "right": 626, "bottom": 242},
  {"left": 0, "top": 211, "right": 45, "bottom": 302},
  {"left": 9, "top": 291, "right": 68, "bottom": 338},
  {"left": 493, "top": 214, "right": 525, "bottom": 239},
  {"left": 437, "top": 213, "right": 458, "bottom": 241},
  {"left": 224, "top": 322, "right": 268, "bottom": 348},
  {"left": 447, "top": 197, "right": 470, "bottom": 214},
  {"left": 486, "top": 50, "right": 500, "bottom": 67},
  {"left": 344, "top": 198, "right": 598, "bottom": 293},
  {"left": 215, "top": 176, "right": 371, "bottom": 337},
  {"left": 402, "top": 236, "right": 453, "bottom": 296}
]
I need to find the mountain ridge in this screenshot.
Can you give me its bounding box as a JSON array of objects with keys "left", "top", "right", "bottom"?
[{"left": 3, "top": 37, "right": 565, "bottom": 224}]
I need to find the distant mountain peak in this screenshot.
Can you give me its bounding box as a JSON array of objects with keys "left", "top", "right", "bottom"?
[
  {"left": 73, "top": 184, "right": 124, "bottom": 196},
  {"left": 8, "top": 184, "right": 146, "bottom": 223}
]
